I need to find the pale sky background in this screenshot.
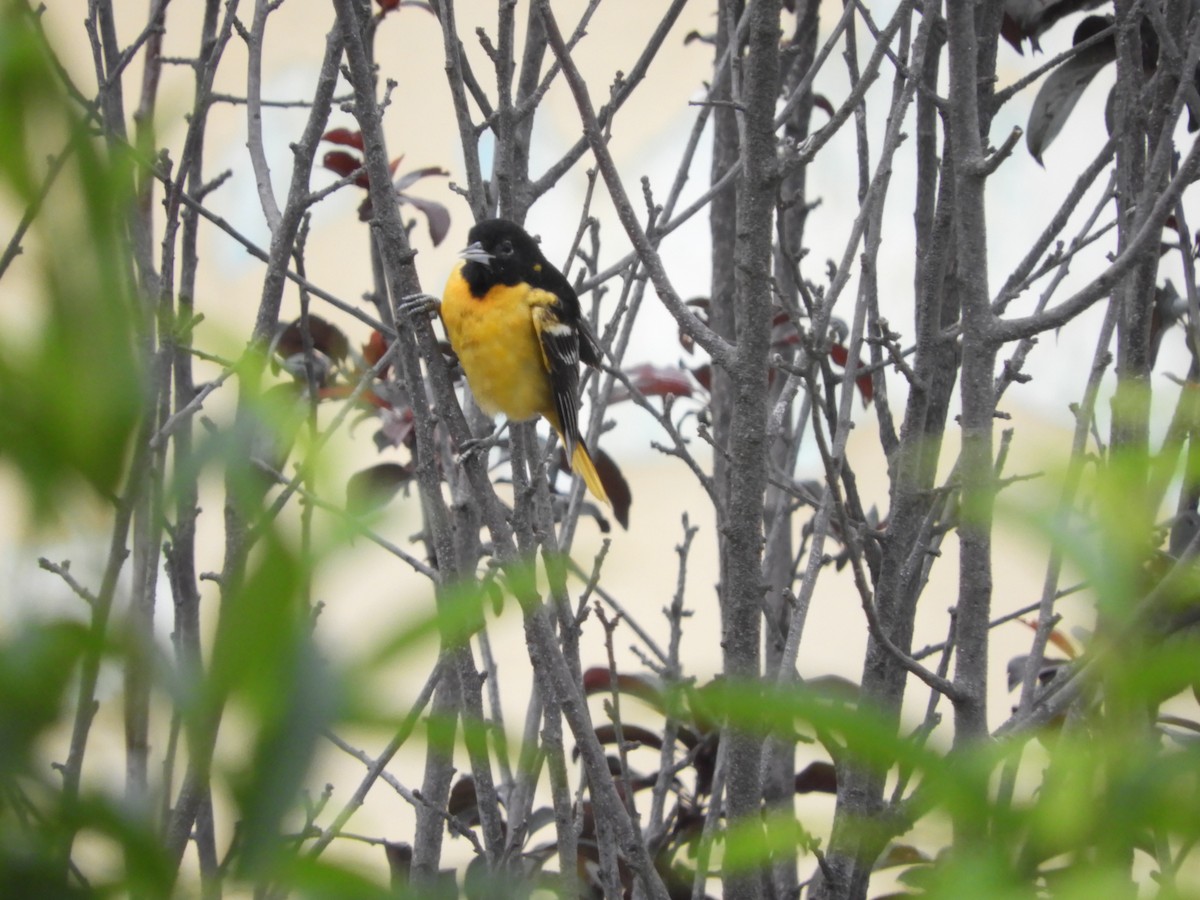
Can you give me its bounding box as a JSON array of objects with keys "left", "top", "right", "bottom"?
[{"left": 2, "top": 0, "right": 1194, "bottom": 884}]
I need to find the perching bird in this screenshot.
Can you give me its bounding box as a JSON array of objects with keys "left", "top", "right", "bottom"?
[{"left": 437, "top": 218, "right": 609, "bottom": 505}]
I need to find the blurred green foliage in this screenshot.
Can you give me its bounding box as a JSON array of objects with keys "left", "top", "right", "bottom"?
[
  {"left": 4, "top": 0, "right": 1200, "bottom": 896},
  {"left": 0, "top": 2, "right": 142, "bottom": 518}
]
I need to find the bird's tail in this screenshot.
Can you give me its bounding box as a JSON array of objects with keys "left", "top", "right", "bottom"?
[
  {"left": 570, "top": 438, "right": 610, "bottom": 506},
  {"left": 550, "top": 423, "right": 609, "bottom": 505}
]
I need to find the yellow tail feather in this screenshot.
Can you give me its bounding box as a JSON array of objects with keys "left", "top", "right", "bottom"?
[{"left": 570, "top": 440, "right": 610, "bottom": 506}]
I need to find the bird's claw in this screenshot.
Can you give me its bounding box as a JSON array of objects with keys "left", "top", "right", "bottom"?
[
  {"left": 457, "top": 434, "right": 498, "bottom": 463},
  {"left": 456, "top": 422, "right": 509, "bottom": 463},
  {"left": 398, "top": 292, "right": 441, "bottom": 319}
]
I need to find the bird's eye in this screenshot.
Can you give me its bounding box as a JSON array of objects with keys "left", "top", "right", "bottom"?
[{"left": 497, "top": 240, "right": 514, "bottom": 256}]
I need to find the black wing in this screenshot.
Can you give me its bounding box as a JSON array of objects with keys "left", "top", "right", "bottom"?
[
  {"left": 534, "top": 257, "right": 602, "bottom": 370},
  {"left": 530, "top": 292, "right": 583, "bottom": 458}
]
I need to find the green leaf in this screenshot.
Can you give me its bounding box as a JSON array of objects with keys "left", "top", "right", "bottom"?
[
  {"left": 261, "top": 854, "right": 395, "bottom": 899},
  {"left": 202, "top": 530, "right": 338, "bottom": 877},
  {"left": 0, "top": 4, "right": 143, "bottom": 517},
  {"left": 0, "top": 620, "right": 89, "bottom": 774}
]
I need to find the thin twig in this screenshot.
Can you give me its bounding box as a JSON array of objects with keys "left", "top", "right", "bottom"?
[{"left": 309, "top": 664, "right": 443, "bottom": 856}]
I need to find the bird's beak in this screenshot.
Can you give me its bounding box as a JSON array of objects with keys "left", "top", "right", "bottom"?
[{"left": 459, "top": 241, "right": 492, "bottom": 267}]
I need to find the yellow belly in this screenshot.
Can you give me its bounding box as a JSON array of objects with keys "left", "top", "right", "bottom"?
[{"left": 441, "top": 268, "right": 553, "bottom": 422}]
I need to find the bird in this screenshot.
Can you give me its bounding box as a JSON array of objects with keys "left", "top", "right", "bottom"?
[{"left": 435, "top": 217, "right": 610, "bottom": 506}]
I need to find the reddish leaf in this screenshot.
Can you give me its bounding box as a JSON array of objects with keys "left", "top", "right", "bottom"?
[
  {"left": 447, "top": 775, "right": 480, "bottom": 826},
  {"left": 794, "top": 761, "right": 837, "bottom": 794},
  {"left": 814, "top": 94, "right": 835, "bottom": 118},
  {"left": 270, "top": 316, "right": 352, "bottom": 386},
  {"left": 594, "top": 448, "right": 631, "bottom": 529},
  {"left": 691, "top": 364, "right": 712, "bottom": 392},
  {"left": 829, "top": 343, "right": 874, "bottom": 406},
  {"left": 346, "top": 462, "right": 413, "bottom": 515},
  {"left": 274, "top": 315, "right": 350, "bottom": 363},
  {"left": 1017, "top": 618, "right": 1078, "bottom": 659},
  {"left": 362, "top": 329, "right": 391, "bottom": 373},
  {"left": 855, "top": 374, "right": 874, "bottom": 404},
  {"left": 612, "top": 364, "right": 695, "bottom": 404},
  {"left": 582, "top": 669, "right": 665, "bottom": 711},
  {"left": 322, "top": 149, "right": 365, "bottom": 182},
  {"left": 322, "top": 127, "right": 365, "bottom": 151}
]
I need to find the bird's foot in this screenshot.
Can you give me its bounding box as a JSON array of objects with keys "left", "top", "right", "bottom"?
[
  {"left": 457, "top": 422, "right": 509, "bottom": 463},
  {"left": 398, "top": 292, "right": 441, "bottom": 319}
]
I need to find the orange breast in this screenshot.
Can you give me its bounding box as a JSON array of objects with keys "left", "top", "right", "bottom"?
[{"left": 440, "top": 264, "right": 553, "bottom": 422}]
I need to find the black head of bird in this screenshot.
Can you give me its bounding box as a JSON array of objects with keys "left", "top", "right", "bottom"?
[{"left": 458, "top": 218, "right": 549, "bottom": 294}]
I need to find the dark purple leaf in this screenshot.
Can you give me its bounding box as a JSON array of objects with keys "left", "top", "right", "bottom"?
[
  {"left": 587, "top": 724, "right": 667, "bottom": 755},
  {"left": 399, "top": 192, "right": 452, "bottom": 247},
  {"left": 804, "top": 674, "right": 861, "bottom": 704},
  {"left": 1025, "top": 20, "right": 1116, "bottom": 163},
  {"left": 384, "top": 842, "right": 412, "bottom": 889},
  {"left": 873, "top": 843, "right": 931, "bottom": 871},
  {"left": 581, "top": 668, "right": 665, "bottom": 711},
  {"left": 394, "top": 165, "right": 449, "bottom": 193},
  {"left": 1001, "top": 0, "right": 1108, "bottom": 54},
  {"left": 272, "top": 314, "right": 351, "bottom": 363},
  {"left": 794, "top": 761, "right": 837, "bottom": 794},
  {"left": 346, "top": 462, "right": 413, "bottom": 515},
  {"left": 1006, "top": 654, "right": 1069, "bottom": 691},
  {"left": 447, "top": 775, "right": 480, "bottom": 826},
  {"left": 374, "top": 405, "right": 415, "bottom": 448}
]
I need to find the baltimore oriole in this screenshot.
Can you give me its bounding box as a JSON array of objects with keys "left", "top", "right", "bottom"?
[{"left": 437, "top": 218, "right": 610, "bottom": 505}]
